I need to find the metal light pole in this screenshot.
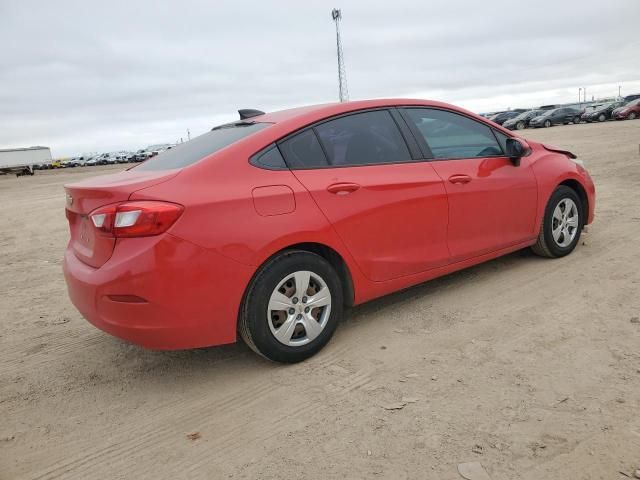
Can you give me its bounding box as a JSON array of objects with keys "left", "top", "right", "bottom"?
[
  {"left": 579, "top": 88, "right": 582, "bottom": 105},
  {"left": 618, "top": 85, "right": 622, "bottom": 99},
  {"left": 331, "top": 8, "right": 349, "bottom": 102}
]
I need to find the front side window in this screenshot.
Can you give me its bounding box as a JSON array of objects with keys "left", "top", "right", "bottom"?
[
  {"left": 404, "top": 108, "right": 503, "bottom": 159},
  {"left": 313, "top": 110, "right": 411, "bottom": 166}
]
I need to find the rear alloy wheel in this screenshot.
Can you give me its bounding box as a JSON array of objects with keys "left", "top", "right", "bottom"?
[
  {"left": 598, "top": 114, "right": 606, "bottom": 122},
  {"left": 573, "top": 116, "right": 581, "bottom": 124},
  {"left": 516, "top": 121, "right": 525, "bottom": 130},
  {"left": 544, "top": 119, "right": 551, "bottom": 128},
  {"left": 532, "top": 186, "right": 583, "bottom": 258},
  {"left": 239, "top": 250, "right": 343, "bottom": 363},
  {"left": 629, "top": 112, "right": 637, "bottom": 120}
]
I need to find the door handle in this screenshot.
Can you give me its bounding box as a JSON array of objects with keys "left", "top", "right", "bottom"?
[
  {"left": 327, "top": 182, "right": 360, "bottom": 195},
  {"left": 448, "top": 174, "right": 472, "bottom": 184}
]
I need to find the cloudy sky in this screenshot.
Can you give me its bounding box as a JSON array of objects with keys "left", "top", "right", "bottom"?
[{"left": 1, "top": 0, "right": 639, "bottom": 157}]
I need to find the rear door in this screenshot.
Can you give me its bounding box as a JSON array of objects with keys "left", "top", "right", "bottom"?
[
  {"left": 401, "top": 107, "right": 538, "bottom": 262},
  {"left": 279, "top": 109, "right": 450, "bottom": 282}
]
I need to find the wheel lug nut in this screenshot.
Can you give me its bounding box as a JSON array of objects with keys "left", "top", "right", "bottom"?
[
  {"left": 302, "top": 296, "right": 308, "bottom": 303},
  {"left": 288, "top": 308, "right": 295, "bottom": 315},
  {"left": 304, "top": 307, "right": 310, "bottom": 313},
  {"left": 296, "top": 314, "right": 302, "bottom": 319},
  {"left": 292, "top": 297, "right": 298, "bottom": 304}
]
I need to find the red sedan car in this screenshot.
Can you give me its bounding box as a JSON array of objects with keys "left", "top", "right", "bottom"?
[
  {"left": 63, "top": 99, "right": 595, "bottom": 362},
  {"left": 613, "top": 99, "right": 640, "bottom": 120}
]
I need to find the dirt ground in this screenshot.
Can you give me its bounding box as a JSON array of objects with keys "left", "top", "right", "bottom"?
[{"left": 1, "top": 120, "right": 639, "bottom": 480}]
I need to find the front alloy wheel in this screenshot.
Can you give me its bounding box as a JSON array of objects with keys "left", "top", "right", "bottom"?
[
  {"left": 551, "top": 199, "right": 579, "bottom": 248},
  {"left": 532, "top": 185, "right": 584, "bottom": 258},
  {"left": 544, "top": 120, "right": 551, "bottom": 128}
]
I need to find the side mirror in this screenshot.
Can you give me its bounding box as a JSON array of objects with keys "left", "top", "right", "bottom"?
[{"left": 505, "top": 138, "right": 530, "bottom": 166}]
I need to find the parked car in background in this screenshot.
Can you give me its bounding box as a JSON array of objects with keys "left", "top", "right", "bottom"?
[
  {"left": 582, "top": 101, "right": 624, "bottom": 122},
  {"left": 529, "top": 107, "right": 582, "bottom": 128},
  {"left": 623, "top": 93, "right": 640, "bottom": 103},
  {"left": 115, "top": 152, "right": 131, "bottom": 163},
  {"left": 579, "top": 105, "right": 602, "bottom": 123},
  {"left": 503, "top": 109, "right": 546, "bottom": 130},
  {"left": 612, "top": 99, "right": 640, "bottom": 120},
  {"left": 62, "top": 158, "right": 81, "bottom": 168},
  {"left": 84, "top": 156, "right": 100, "bottom": 167},
  {"left": 129, "top": 149, "right": 152, "bottom": 162},
  {"left": 489, "top": 111, "right": 522, "bottom": 125},
  {"left": 63, "top": 99, "right": 595, "bottom": 362},
  {"left": 106, "top": 153, "right": 121, "bottom": 164}
]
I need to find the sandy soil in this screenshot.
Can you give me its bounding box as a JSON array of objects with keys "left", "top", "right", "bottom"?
[{"left": 1, "top": 120, "right": 639, "bottom": 480}]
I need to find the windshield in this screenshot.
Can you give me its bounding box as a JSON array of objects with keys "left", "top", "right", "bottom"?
[
  {"left": 135, "top": 122, "right": 269, "bottom": 171},
  {"left": 625, "top": 99, "right": 640, "bottom": 107}
]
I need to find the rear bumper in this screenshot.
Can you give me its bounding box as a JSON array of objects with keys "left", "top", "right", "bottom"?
[{"left": 63, "top": 233, "right": 254, "bottom": 350}]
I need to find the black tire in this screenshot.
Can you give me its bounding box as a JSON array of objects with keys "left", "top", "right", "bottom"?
[
  {"left": 531, "top": 186, "right": 584, "bottom": 258},
  {"left": 544, "top": 120, "right": 551, "bottom": 128},
  {"left": 516, "top": 121, "right": 525, "bottom": 130},
  {"left": 239, "top": 250, "right": 343, "bottom": 363}
]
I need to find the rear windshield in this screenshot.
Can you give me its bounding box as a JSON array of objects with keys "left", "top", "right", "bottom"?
[{"left": 135, "top": 122, "right": 268, "bottom": 171}]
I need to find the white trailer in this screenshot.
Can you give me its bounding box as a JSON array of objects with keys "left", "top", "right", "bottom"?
[{"left": 0, "top": 146, "right": 52, "bottom": 176}]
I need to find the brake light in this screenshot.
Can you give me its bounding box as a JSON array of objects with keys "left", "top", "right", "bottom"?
[{"left": 89, "top": 201, "right": 183, "bottom": 237}]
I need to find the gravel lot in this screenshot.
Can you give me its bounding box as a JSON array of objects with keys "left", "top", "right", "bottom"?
[{"left": 1, "top": 120, "right": 639, "bottom": 480}]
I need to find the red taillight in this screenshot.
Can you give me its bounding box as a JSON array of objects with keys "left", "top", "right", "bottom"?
[{"left": 89, "top": 201, "right": 183, "bottom": 237}]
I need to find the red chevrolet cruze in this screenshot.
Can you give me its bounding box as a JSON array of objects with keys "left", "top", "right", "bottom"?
[{"left": 63, "top": 99, "right": 595, "bottom": 362}]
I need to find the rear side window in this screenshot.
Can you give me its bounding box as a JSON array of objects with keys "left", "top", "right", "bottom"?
[
  {"left": 314, "top": 110, "right": 411, "bottom": 166},
  {"left": 278, "top": 129, "right": 329, "bottom": 169},
  {"left": 250, "top": 144, "right": 288, "bottom": 170},
  {"left": 136, "top": 123, "right": 268, "bottom": 171},
  {"left": 404, "top": 108, "right": 503, "bottom": 159}
]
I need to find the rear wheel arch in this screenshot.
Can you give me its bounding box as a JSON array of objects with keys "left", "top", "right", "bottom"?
[
  {"left": 244, "top": 242, "right": 355, "bottom": 311},
  {"left": 281, "top": 243, "right": 355, "bottom": 308}
]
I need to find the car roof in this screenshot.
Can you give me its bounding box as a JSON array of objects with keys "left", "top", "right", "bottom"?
[{"left": 254, "top": 98, "right": 478, "bottom": 127}]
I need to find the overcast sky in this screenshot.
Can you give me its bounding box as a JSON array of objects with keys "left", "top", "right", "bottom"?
[{"left": 1, "top": 0, "right": 639, "bottom": 157}]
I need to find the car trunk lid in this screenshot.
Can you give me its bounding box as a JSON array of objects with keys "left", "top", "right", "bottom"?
[{"left": 64, "top": 169, "right": 179, "bottom": 268}]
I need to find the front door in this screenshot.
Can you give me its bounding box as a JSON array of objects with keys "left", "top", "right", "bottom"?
[{"left": 401, "top": 107, "right": 538, "bottom": 262}]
